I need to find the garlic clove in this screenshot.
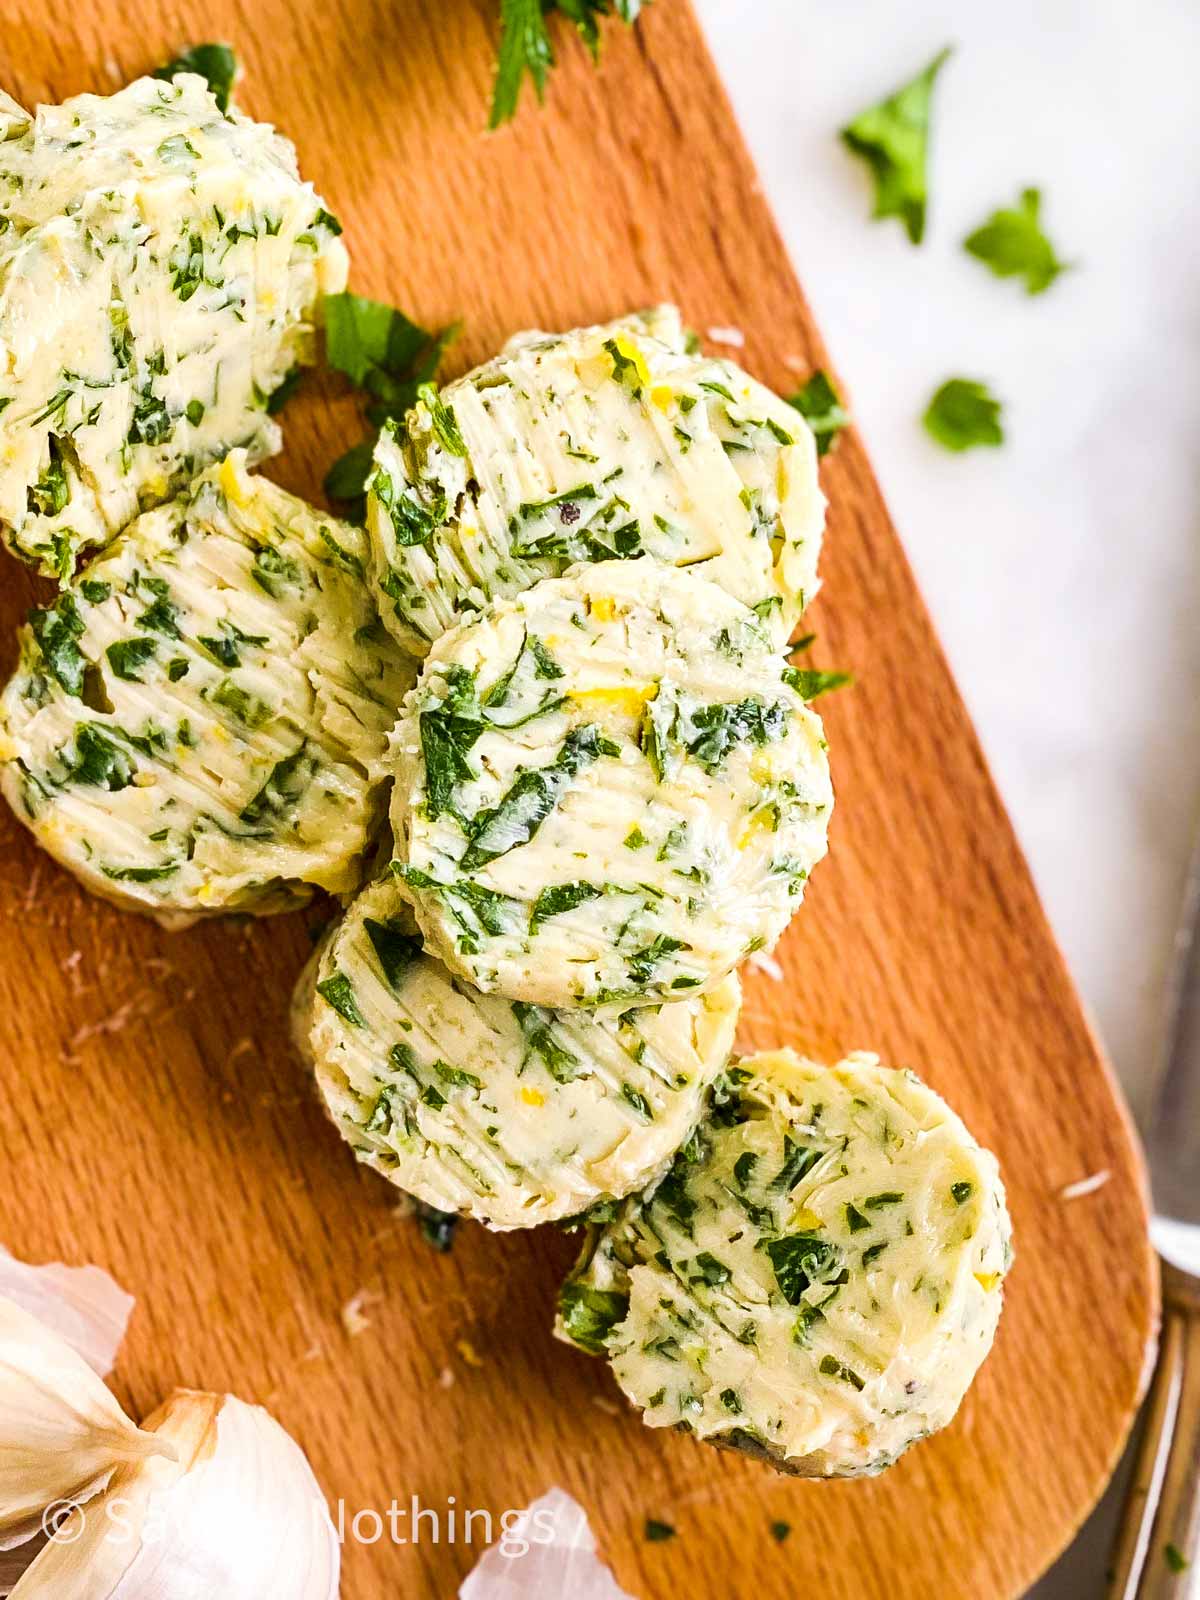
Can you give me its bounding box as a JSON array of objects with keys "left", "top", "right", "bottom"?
[
  {"left": 459, "top": 1488, "right": 634, "bottom": 1600},
  {"left": 12, "top": 1390, "right": 340, "bottom": 1600},
  {"left": 0, "top": 1246, "right": 134, "bottom": 1378},
  {"left": 0, "top": 1298, "right": 170, "bottom": 1552}
]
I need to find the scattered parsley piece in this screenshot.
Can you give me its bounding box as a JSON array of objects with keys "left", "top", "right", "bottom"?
[
  {"left": 153, "top": 43, "right": 238, "bottom": 112},
  {"left": 841, "top": 46, "right": 952, "bottom": 245},
  {"left": 414, "top": 1200, "right": 459, "bottom": 1253},
  {"left": 785, "top": 667, "right": 853, "bottom": 701},
  {"left": 787, "top": 369, "right": 850, "bottom": 458},
  {"left": 1164, "top": 1544, "right": 1189, "bottom": 1574},
  {"left": 963, "top": 187, "right": 1069, "bottom": 295},
  {"left": 770, "top": 1521, "right": 792, "bottom": 1544},
  {"left": 923, "top": 378, "right": 1004, "bottom": 452},
  {"left": 644, "top": 1519, "right": 676, "bottom": 1543},
  {"left": 951, "top": 1180, "right": 974, "bottom": 1205}
]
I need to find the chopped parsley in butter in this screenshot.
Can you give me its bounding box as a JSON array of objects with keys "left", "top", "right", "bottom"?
[
  {"left": 0, "top": 453, "right": 413, "bottom": 925},
  {"left": 0, "top": 72, "right": 348, "bottom": 577},
  {"left": 294, "top": 878, "right": 740, "bottom": 1228},
  {"left": 365, "top": 308, "right": 824, "bottom": 655},
  {"left": 557, "top": 1048, "right": 1012, "bottom": 1476},
  {"left": 388, "top": 558, "right": 832, "bottom": 1008}
]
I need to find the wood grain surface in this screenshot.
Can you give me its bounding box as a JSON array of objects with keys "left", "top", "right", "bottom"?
[{"left": 0, "top": 2, "right": 1158, "bottom": 1596}]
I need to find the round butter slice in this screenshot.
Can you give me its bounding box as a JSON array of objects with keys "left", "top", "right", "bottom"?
[
  {"left": 556, "top": 1049, "right": 1012, "bottom": 1477},
  {"left": 389, "top": 558, "right": 832, "bottom": 1008},
  {"left": 365, "top": 308, "right": 823, "bottom": 654},
  {"left": 0, "top": 453, "right": 414, "bottom": 926},
  {"left": 295, "top": 879, "right": 741, "bottom": 1229},
  {"left": 0, "top": 72, "right": 348, "bottom": 577}
]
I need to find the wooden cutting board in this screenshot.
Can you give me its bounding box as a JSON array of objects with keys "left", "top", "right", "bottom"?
[{"left": 0, "top": 3, "right": 1158, "bottom": 1596}]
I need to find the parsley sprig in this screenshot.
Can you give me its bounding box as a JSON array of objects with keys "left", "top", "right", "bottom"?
[
  {"left": 322, "top": 293, "right": 460, "bottom": 515},
  {"left": 491, "top": 0, "right": 647, "bottom": 129},
  {"left": 153, "top": 43, "right": 239, "bottom": 112}
]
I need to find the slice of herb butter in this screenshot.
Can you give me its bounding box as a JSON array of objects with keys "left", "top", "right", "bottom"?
[
  {"left": 388, "top": 557, "right": 832, "bottom": 1008},
  {"left": 365, "top": 309, "right": 824, "bottom": 655},
  {"left": 556, "top": 1049, "right": 1012, "bottom": 1477},
  {"left": 0, "top": 72, "right": 348, "bottom": 579},
  {"left": 293, "top": 878, "right": 741, "bottom": 1229},
  {"left": 0, "top": 452, "right": 414, "bottom": 926}
]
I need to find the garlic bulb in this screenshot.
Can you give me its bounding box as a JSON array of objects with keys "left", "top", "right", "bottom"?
[
  {"left": 0, "top": 1297, "right": 169, "bottom": 1552},
  {"left": 0, "top": 1247, "right": 134, "bottom": 1378},
  {"left": 12, "top": 1390, "right": 341, "bottom": 1600}
]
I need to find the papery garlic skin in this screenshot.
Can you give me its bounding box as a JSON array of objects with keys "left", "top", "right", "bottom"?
[
  {"left": 0, "top": 1298, "right": 167, "bottom": 1551},
  {"left": 11, "top": 1390, "right": 340, "bottom": 1600},
  {"left": 458, "top": 1487, "right": 633, "bottom": 1600},
  {"left": 0, "top": 1246, "right": 133, "bottom": 1377}
]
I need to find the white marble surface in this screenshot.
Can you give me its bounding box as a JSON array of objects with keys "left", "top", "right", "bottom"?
[
  {"left": 694, "top": 0, "right": 1200, "bottom": 1126},
  {"left": 691, "top": 0, "right": 1200, "bottom": 1593}
]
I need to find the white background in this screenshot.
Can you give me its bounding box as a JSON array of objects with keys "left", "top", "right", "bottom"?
[{"left": 692, "top": 0, "right": 1200, "bottom": 1592}]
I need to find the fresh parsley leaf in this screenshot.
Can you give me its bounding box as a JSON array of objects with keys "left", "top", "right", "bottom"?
[
  {"left": 154, "top": 43, "right": 238, "bottom": 112},
  {"left": 323, "top": 442, "right": 376, "bottom": 510},
  {"left": 322, "top": 297, "right": 459, "bottom": 514},
  {"left": 266, "top": 365, "right": 304, "bottom": 415},
  {"left": 325, "top": 294, "right": 434, "bottom": 390},
  {"left": 963, "top": 187, "right": 1069, "bottom": 295},
  {"left": 558, "top": 1280, "right": 629, "bottom": 1354},
  {"left": 787, "top": 370, "right": 850, "bottom": 457},
  {"left": 923, "top": 378, "right": 1004, "bottom": 452},
  {"left": 841, "top": 46, "right": 952, "bottom": 245}
]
